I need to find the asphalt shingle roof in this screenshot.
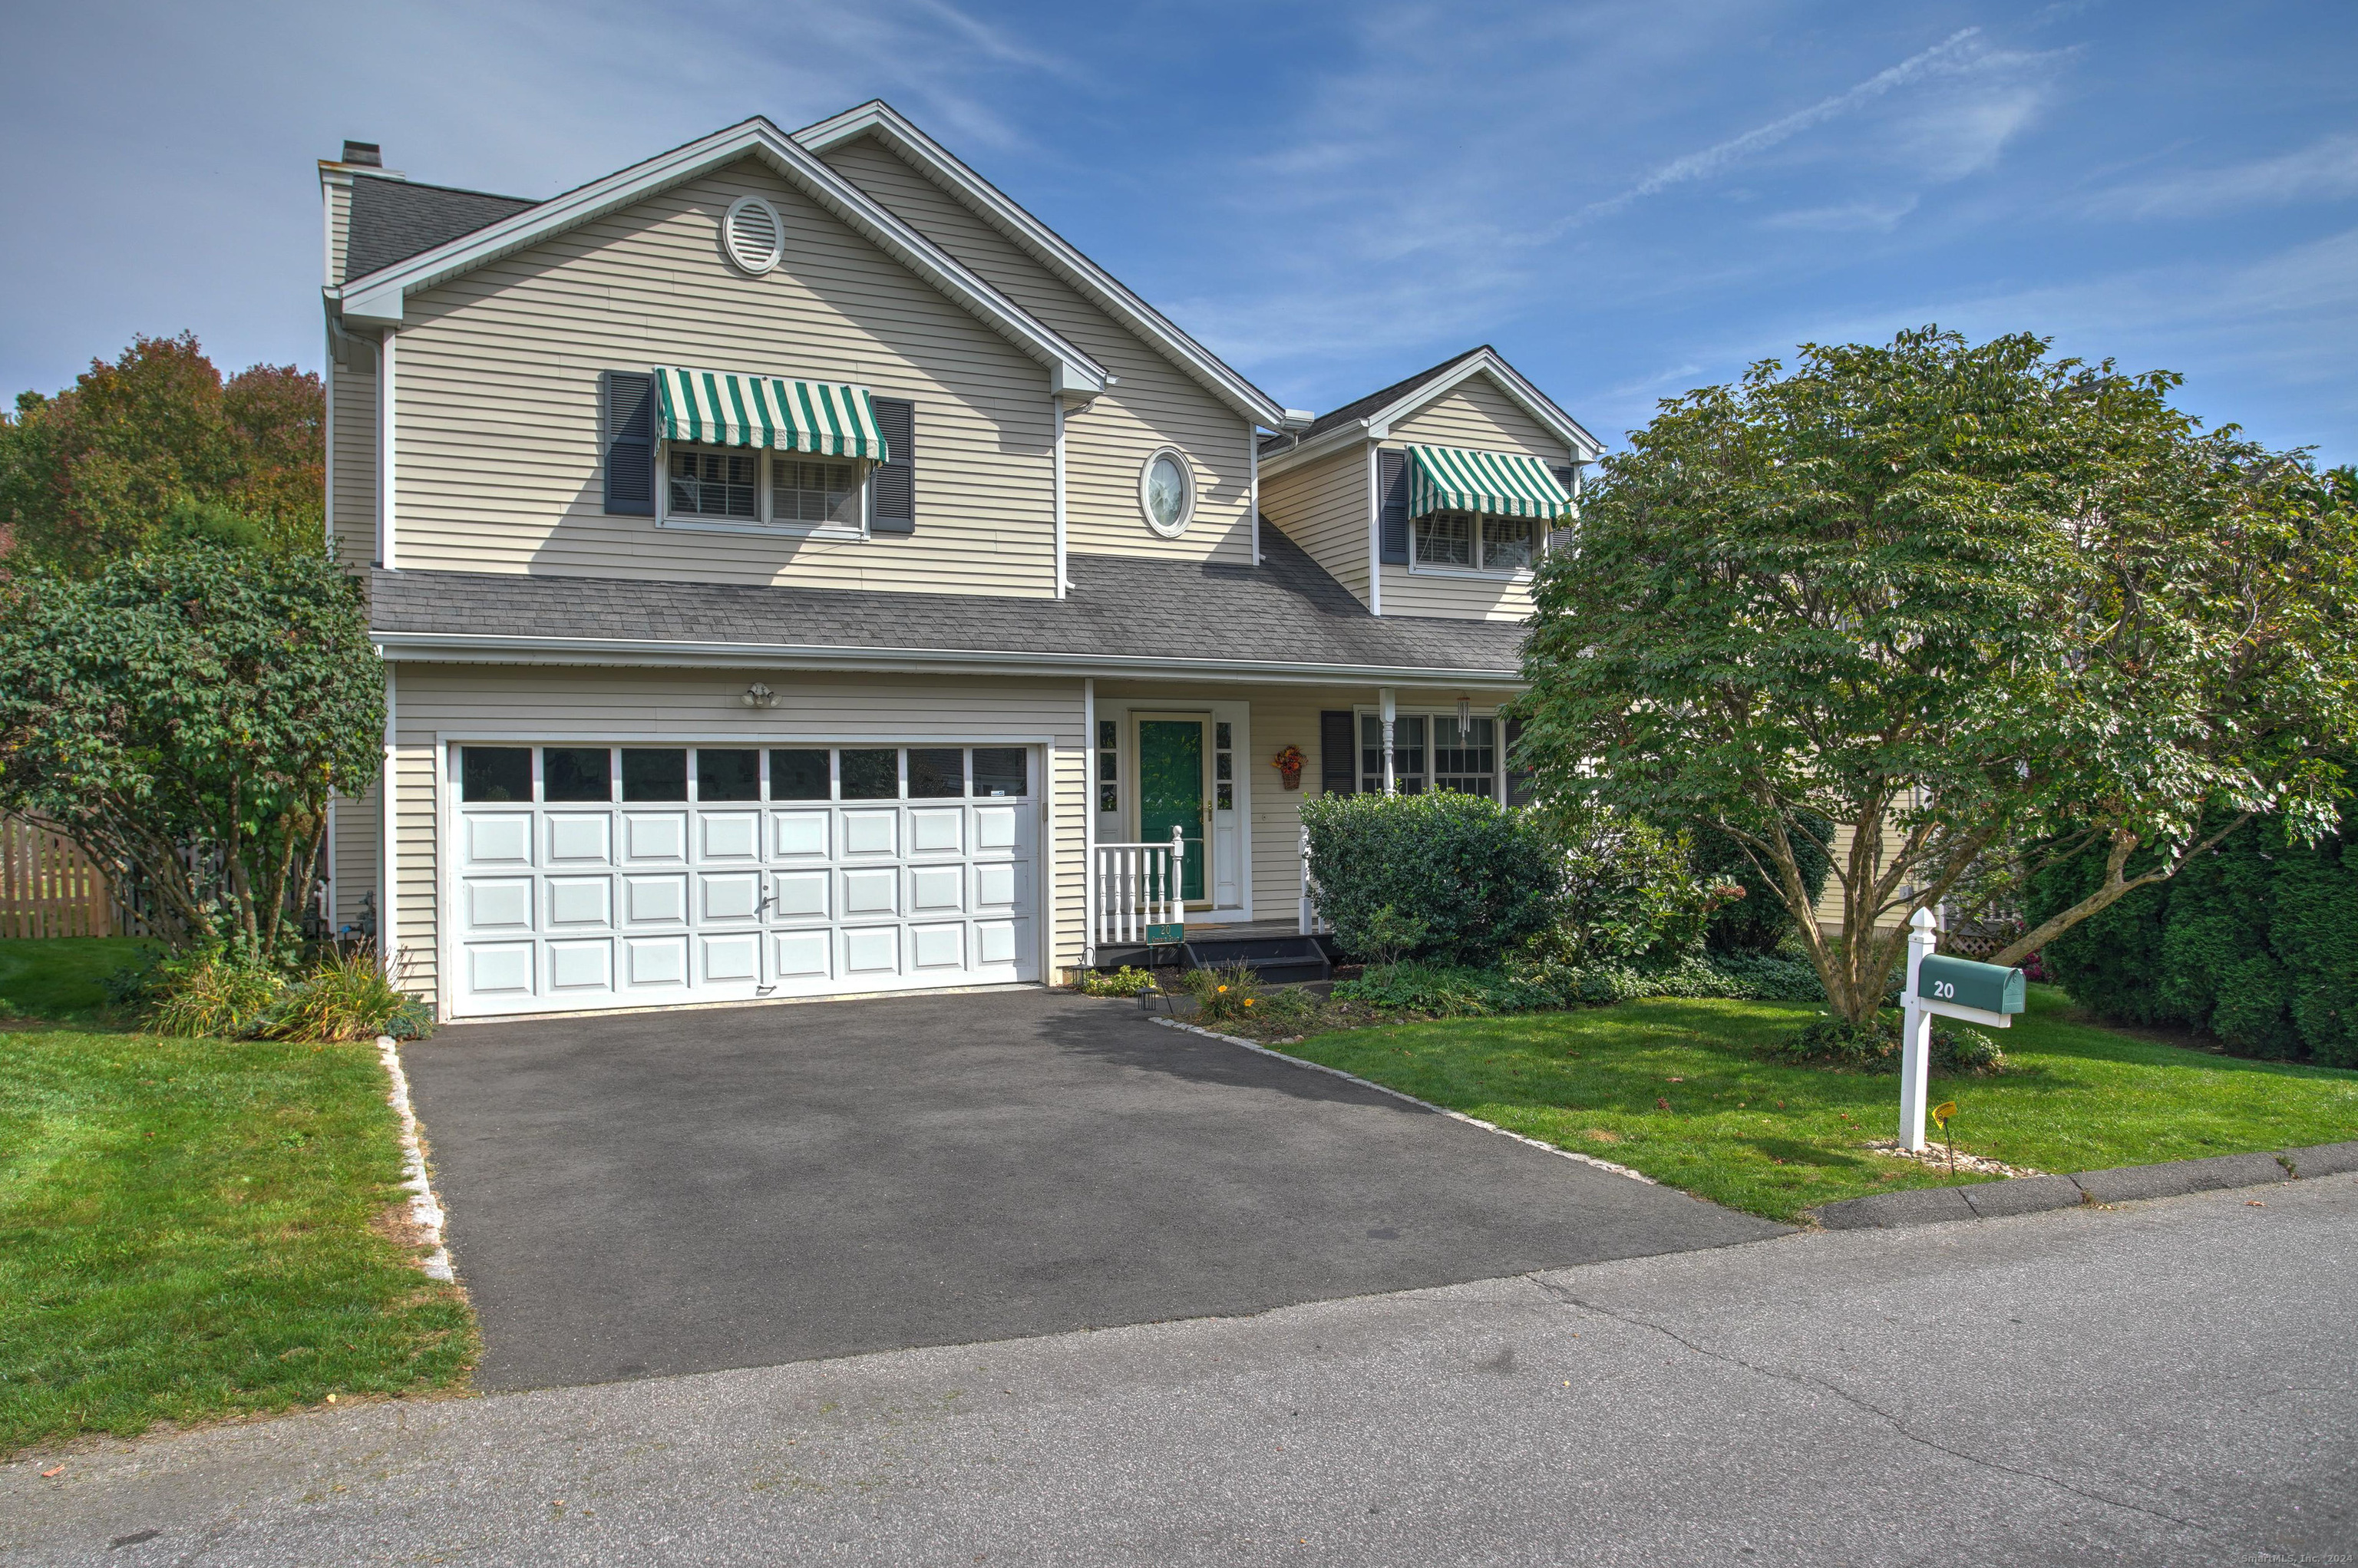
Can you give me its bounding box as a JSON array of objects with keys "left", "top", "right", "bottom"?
[
  {"left": 370, "top": 527, "right": 1525, "bottom": 675},
  {"left": 345, "top": 175, "right": 539, "bottom": 283}
]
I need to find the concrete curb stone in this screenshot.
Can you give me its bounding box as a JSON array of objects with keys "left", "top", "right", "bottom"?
[{"left": 1814, "top": 1139, "right": 2358, "bottom": 1231}]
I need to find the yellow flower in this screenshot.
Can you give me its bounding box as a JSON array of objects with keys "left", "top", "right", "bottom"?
[
  {"left": 1243, "top": 998, "right": 1255, "bottom": 1007},
  {"left": 1217, "top": 984, "right": 1228, "bottom": 993}
]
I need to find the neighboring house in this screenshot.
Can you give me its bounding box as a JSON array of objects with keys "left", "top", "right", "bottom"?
[{"left": 319, "top": 103, "right": 1602, "bottom": 1021}]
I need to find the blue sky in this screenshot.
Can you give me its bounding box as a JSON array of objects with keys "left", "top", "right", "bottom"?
[{"left": 3, "top": 0, "right": 2353, "bottom": 460}]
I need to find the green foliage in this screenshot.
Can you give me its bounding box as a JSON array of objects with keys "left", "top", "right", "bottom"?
[
  {"left": 1299, "top": 791, "right": 1562, "bottom": 965},
  {"left": 1352, "top": 905, "right": 1430, "bottom": 970},
  {"left": 1692, "top": 813, "right": 1833, "bottom": 953},
  {"left": 1076, "top": 964, "right": 1159, "bottom": 998},
  {"left": 0, "top": 334, "right": 323, "bottom": 574},
  {"left": 144, "top": 945, "right": 288, "bottom": 1038},
  {"left": 1181, "top": 962, "right": 1263, "bottom": 1024},
  {"left": 1518, "top": 327, "right": 2358, "bottom": 1026},
  {"left": 0, "top": 543, "right": 381, "bottom": 956},
  {"left": 1760, "top": 1014, "right": 2006, "bottom": 1074},
  {"left": 262, "top": 946, "right": 433, "bottom": 1043},
  {"left": 0, "top": 937, "right": 158, "bottom": 1020},
  {"left": 1330, "top": 952, "right": 1826, "bottom": 1017},
  {"left": 2027, "top": 801, "right": 2358, "bottom": 1066},
  {"left": 1541, "top": 801, "right": 1730, "bottom": 962}
]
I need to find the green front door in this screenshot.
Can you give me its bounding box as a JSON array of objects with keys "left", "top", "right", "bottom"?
[{"left": 1137, "top": 719, "right": 1207, "bottom": 903}]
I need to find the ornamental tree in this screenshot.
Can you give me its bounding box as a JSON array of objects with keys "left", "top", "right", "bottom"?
[
  {"left": 0, "top": 332, "right": 323, "bottom": 573},
  {"left": 1517, "top": 327, "right": 2358, "bottom": 1025},
  {"left": 0, "top": 544, "right": 381, "bottom": 956}
]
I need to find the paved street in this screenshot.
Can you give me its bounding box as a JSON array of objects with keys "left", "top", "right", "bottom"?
[
  {"left": 398, "top": 990, "right": 1775, "bottom": 1389},
  {"left": 8, "top": 1178, "right": 2353, "bottom": 1566}
]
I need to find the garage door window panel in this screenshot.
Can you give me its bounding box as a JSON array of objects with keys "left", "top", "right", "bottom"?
[
  {"left": 973, "top": 748, "right": 1027, "bottom": 799},
  {"left": 462, "top": 747, "right": 533, "bottom": 802},
  {"left": 840, "top": 748, "right": 900, "bottom": 801},
  {"left": 545, "top": 748, "right": 613, "bottom": 802},
  {"left": 907, "top": 748, "right": 964, "bottom": 799},
  {"left": 697, "top": 748, "right": 760, "bottom": 801},
  {"left": 769, "top": 749, "right": 831, "bottom": 801},
  {"left": 622, "top": 749, "right": 688, "bottom": 801}
]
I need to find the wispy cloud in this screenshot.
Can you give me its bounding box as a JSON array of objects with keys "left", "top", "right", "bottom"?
[
  {"left": 1569, "top": 28, "right": 1983, "bottom": 224},
  {"left": 1762, "top": 196, "right": 1922, "bottom": 233},
  {"left": 2092, "top": 131, "right": 2358, "bottom": 219}
]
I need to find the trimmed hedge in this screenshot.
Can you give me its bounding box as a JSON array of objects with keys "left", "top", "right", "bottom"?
[
  {"left": 1691, "top": 814, "right": 1833, "bottom": 953},
  {"left": 1330, "top": 952, "right": 1825, "bottom": 1016},
  {"left": 1298, "top": 791, "right": 1561, "bottom": 965},
  {"left": 2024, "top": 804, "right": 2358, "bottom": 1066}
]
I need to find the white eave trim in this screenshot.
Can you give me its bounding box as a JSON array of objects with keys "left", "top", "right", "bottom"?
[
  {"left": 332, "top": 117, "right": 1107, "bottom": 397},
  {"left": 1259, "top": 350, "right": 1607, "bottom": 480},
  {"left": 794, "top": 101, "right": 1285, "bottom": 429},
  {"left": 370, "top": 629, "right": 1524, "bottom": 688}
]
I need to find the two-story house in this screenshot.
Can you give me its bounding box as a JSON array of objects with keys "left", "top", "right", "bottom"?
[{"left": 320, "top": 103, "right": 1600, "bottom": 1021}]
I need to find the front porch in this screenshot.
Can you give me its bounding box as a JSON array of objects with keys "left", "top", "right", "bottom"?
[{"left": 1078, "top": 678, "right": 1516, "bottom": 975}]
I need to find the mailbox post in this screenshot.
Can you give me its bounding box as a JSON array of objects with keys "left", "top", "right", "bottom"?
[{"left": 1897, "top": 908, "right": 2028, "bottom": 1150}]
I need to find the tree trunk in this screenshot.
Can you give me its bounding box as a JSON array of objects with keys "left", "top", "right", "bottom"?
[{"left": 1990, "top": 814, "right": 2253, "bottom": 966}]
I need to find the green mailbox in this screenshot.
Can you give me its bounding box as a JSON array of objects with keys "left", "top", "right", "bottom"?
[{"left": 1917, "top": 954, "right": 2026, "bottom": 1016}]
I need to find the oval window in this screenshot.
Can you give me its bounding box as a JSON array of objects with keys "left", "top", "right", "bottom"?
[{"left": 1141, "top": 449, "right": 1193, "bottom": 537}]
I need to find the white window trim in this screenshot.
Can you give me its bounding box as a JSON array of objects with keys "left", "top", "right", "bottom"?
[
  {"left": 1405, "top": 510, "right": 1538, "bottom": 579},
  {"left": 1352, "top": 705, "right": 1506, "bottom": 800},
  {"left": 656, "top": 441, "right": 872, "bottom": 540},
  {"left": 1138, "top": 444, "right": 1195, "bottom": 538}
]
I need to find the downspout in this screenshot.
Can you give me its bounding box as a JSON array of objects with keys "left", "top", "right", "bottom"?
[
  {"left": 1249, "top": 427, "right": 1261, "bottom": 566},
  {"left": 380, "top": 662, "right": 397, "bottom": 979},
  {"left": 1365, "top": 441, "right": 1382, "bottom": 616},
  {"left": 1082, "top": 676, "right": 1096, "bottom": 968},
  {"left": 1052, "top": 398, "right": 1068, "bottom": 599}
]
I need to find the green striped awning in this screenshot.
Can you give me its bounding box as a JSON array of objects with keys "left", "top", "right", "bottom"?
[
  {"left": 653, "top": 368, "right": 888, "bottom": 461},
  {"left": 1407, "top": 444, "right": 1572, "bottom": 521}
]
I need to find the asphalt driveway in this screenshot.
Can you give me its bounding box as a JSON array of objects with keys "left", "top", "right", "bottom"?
[{"left": 404, "top": 989, "right": 1783, "bottom": 1390}]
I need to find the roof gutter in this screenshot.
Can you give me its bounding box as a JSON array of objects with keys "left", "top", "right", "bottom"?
[{"left": 368, "top": 629, "right": 1524, "bottom": 688}]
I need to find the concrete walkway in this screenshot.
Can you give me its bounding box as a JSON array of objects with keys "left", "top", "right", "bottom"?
[{"left": 8, "top": 1179, "right": 2353, "bottom": 1566}]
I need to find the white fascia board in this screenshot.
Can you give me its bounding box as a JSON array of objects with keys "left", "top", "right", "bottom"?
[
  {"left": 334, "top": 118, "right": 1106, "bottom": 396},
  {"left": 795, "top": 101, "right": 1284, "bottom": 429},
  {"left": 1256, "top": 421, "right": 1372, "bottom": 480},
  {"left": 1369, "top": 352, "right": 1604, "bottom": 460},
  {"left": 370, "top": 629, "right": 1524, "bottom": 689}
]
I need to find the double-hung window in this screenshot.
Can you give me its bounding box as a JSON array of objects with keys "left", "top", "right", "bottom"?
[
  {"left": 1413, "top": 510, "right": 1535, "bottom": 574},
  {"left": 1358, "top": 711, "right": 1500, "bottom": 798},
  {"left": 664, "top": 446, "right": 868, "bottom": 535}
]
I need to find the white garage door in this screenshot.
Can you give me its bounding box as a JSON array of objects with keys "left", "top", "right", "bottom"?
[{"left": 447, "top": 742, "right": 1039, "bottom": 1018}]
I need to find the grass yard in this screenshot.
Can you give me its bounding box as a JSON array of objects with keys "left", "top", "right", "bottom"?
[
  {"left": 1276, "top": 985, "right": 2358, "bottom": 1223},
  {"left": 0, "top": 936, "right": 155, "bottom": 1021},
  {"left": 0, "top": 1004, "right": 474, "bottom": 1452}
]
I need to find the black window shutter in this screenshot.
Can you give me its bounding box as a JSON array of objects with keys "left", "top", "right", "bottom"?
[
  {"left": 601, "top": 371, "right": 655, "bottom": 517},
  {"left": 1377, "top": 448, "right": 1410, "bottom": 564},
  {"left": 870, "top": 398, "right": 916, "bottom": 534},
  {"left": 1550, "top": 462, "right": 1577, "bottom": 490},
  {"left": 1504, "top": 716, "right": 1533, "bottom": 807},
  {"left": 1319, "top": 711, "right": 1356, "bottom": 795}
]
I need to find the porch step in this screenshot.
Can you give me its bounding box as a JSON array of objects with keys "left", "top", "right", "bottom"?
[{"left": 1180, "top": 934, "right": 1333, "bottom": 985}]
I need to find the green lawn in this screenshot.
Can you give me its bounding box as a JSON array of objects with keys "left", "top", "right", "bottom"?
[
  {"left": 1275, "top": 985, "right": 2358, "bottom": 1222},
  {"left": 0, "top": 936, "right": 155, "bottom": 1020},
  {"left": 0, "top": 1008, "right": 474, "bottom": 1451}
]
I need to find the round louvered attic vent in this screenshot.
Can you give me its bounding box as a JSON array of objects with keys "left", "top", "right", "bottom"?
[{"left": 722, "top": 195, "right": 784, "bottom": 275}]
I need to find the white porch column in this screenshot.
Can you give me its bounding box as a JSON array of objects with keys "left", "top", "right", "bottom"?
[
  {"left": 1082, "top": 677, "right": 1096, "bottom": 966},
  {"left": 1379, "top": 688, "right": 1397, "bottom": 795}
]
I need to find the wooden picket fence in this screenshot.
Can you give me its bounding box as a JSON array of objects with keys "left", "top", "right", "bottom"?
[{"left": 0, "top": 816, "right": 144, "bottom": 939}]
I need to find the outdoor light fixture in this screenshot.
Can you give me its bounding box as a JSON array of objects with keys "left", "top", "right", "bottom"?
[{"left": 741, "top": 682, "right": 779, "bottom": 709}]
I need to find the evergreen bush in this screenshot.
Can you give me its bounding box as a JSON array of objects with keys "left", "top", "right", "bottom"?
[
  {"left": 2024, "top": 803, "right": 2357, "bottom": 1066},
  {"left": 1298, "top": 792, "right": 1561, "bottom": 966}
]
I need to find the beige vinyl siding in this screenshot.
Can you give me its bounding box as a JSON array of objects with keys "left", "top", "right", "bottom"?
[
  {"left": 817, "top": 135, "right": 1255, "bottom": 566},
  {"left": 1812, "top": 818, "right": 1916, "bottom": 933},
  {"left": 324, "top": 173, "right": 350, "bottom": 286},
  {"left": 385, "top": 664, "right": 1088, "bottom": 1013},
  {"left": 329, "top": 355, "right": 376, "bottom": 571},
  {"left": 1388, "top": 375, "right": 1570, "bottom": 462},
  {"left": 1259, "top": 444, "right": 1370, "bottom": 609},
  {"left": 1378, "top": 558, "right": 1536, "bottom": 622},
  {"left": 328, "top": 785, "right": 379, "bottom": 932},
  {"left": 388, "top": 158, "right": 1055, "bottom": 596}
]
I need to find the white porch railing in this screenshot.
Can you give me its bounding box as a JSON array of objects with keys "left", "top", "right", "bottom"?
[
  {"left": 1298, "top": 824, "right": 1334, "bottom": 936},
  {"left": 1093, "top": 826, "right": 1187, "bottom": 948}
]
